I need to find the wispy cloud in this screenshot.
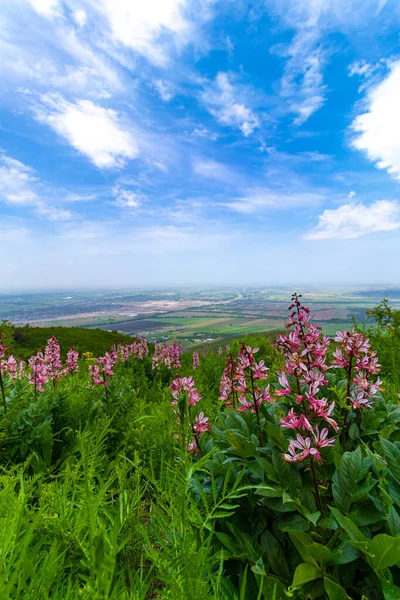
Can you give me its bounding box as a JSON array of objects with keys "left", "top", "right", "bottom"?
[
  {"left": 201, "top": 72, "right": 260, "bottom": 136},
  {"left": 152, "top": 79, "right": 174, "bottom": 101},
  {"left": 0, "top": 151, "right": 76, "bottom": 220},
  {"left": 305, "top": 200, "right": 400, "bottom": 239},
  {"left": 225, "top": 187, "right": 323, "bottom": 213},
  {"left": 192, "top": 158, "right": 235, "bottom": 181},
  {"left": 112, "top": 186, "right": 144, "bottom": 209},
  {"left": 278, "top": 28, "right": 326, "bottom": 125},
  {"left": 35, "top": 202, "right": 74, "bottom": 221},
  {"left": 0, "top": 153, "right": 38, "bottom": 204}
]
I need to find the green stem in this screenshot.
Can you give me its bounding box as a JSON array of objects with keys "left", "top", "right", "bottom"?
[
  {"left": 309, "top": 459, "right": 323, "bottom": 515},
  {"left": 0, "top": 372, "right": 7, "bottom": 414},
  {"left": 249, "top": 362, "right": 263, "bottom": 444}
]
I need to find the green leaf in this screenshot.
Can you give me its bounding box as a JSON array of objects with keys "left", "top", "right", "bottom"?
[
  {"left": 380, "top": 438, "right": 400, "bottom": 481},
  {"left": 290, "top": 563, "right": 321, "bottom": 590},
  {"left": 289, "top": 531, "right": 331, "bottom": 567},
  {"left": 319, "top": 517, "right": 338, "bottom": 531},
  {"left": 261, "top": 575, "right": 288, "bottom": 600},
  {"left": 215, "top": 532, "right": 240, "bottom": 555},
  {"left": 261, "top": 531, "right": 289, "bottom": 578},
  {"left": 266, "top": 423, "right": 286, "bottom": 450},
  {"left": 277, "top": 514, "right": 309, "bottom": 532},
  {"left": 387, "top": 506, "right": 400, "bottom": 536},
  {"left": 333, "top": 448, "right": 372, "bottom": 513},
  {"left": 255, "top": 484, "right": 283, "bottom": 498},
  {"left": 282, "top": 493, "right": 320, "bottom": 525},
  {"left": 330, "top": 507, "right": 366, "bottom": 543},
  {"left": 349, "top": 504, "right": 383, "bottom": 526},
  {"left": 331, "top": 541, "right": 360, "bottom": 565},
  {"left": 324, "top": 578, "right": 353, "bottom": 599},
  {"left": 368, "top": 534, "right": 400, "bottom": 571},
  {"left": 348, "top": 423, "right": 359, "bottom": 440},
  {"left": 380, "top": 579, "right": 400, "bottom": 600}
]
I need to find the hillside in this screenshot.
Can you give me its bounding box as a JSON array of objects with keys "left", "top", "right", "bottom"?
[{"left": 9, "top": 325, "right": 132, "bottom": 360}]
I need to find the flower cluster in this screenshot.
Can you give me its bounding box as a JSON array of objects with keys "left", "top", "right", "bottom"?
[
  {"left": 283, "top": 426, "right": 336, "bottom": 464},
  {"left": 89, "top": 352, "right": 117, "bottom": 387},
  {"left": 66, "top": 348, "right": 79, "bottom": 373},
  {"left": 332, "top": 328, "right": 382, "bottom": 409},
  {"left": 0, "top": 340, "right": 20, "bottom": 380},
  {"left": 26, "top": 337, "right": 80, "bottom": 394},
  {"left": 28, "top": 352, "right": 49, "bottom": 393},
  {"left": 276, "top": 294, "right": 336, "bottom": 464},
  {"left": 219, "top": 353, "right": 240, "bottom": 407},
  {"left": 152, "top": 342, "right": 182, "bottom": 370},
  {"left": 169, "top": 376, "right": 209, "bottom": 454},
  {"left": 44, "top": 337, "right": 64, "bottom": 384},
  {"left": 276, "top": 294, "right": 381, "bottom": 466},
  {"left": 169, "top": 376, "right": 202, "bottom": 406},
  {"left": 192, "top": 351, "right": 200, "bottom": 370},
  {"left": 220, "top": 346, "right": 273, "bottom": 413},
  {"left": 131, "top": 338, "right": 149, "bottom": 359}
]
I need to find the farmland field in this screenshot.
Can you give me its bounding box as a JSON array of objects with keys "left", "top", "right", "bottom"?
[{"left": 2, "top": 285, "right": 400, "bottom": 348}]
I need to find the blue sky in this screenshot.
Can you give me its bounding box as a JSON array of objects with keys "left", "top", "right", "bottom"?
[{"left": 1, "top": 0, "right": 400, "bottom": 289}]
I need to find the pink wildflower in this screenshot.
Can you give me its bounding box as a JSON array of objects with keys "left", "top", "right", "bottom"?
[{"left": 192, "top": 351, "right": 200, "bottom": 370}]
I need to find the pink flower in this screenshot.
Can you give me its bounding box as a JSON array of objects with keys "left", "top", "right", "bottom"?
[
  {"left": 44, "top": 337, "right": 63, "bottom": 383},
  {"left": 280, "top": 409, "right": 313, "bottom": 431},
  {"left": 283, "top": 434, "right": 322, "bottom": 464},
  {"left": 276, "top": 372, "right": 292, "bottom": 396},
  {"left": 193, "top": 412, "right": 211, "bottom": 434},
  {"left": 1, "top": 355, "right": 17, "bottom": 379},
  {"left": 90, "top": 352, "right": 115, "bottom": 387},
  {"left": 28, "top": 352, "right": 49, "bottom": 392},
  {"left": 152, "top": 342, "right": 182, "bottom": 370},
  {"left": 192, "top": 351, "right": 200, "bottom": 370},
  {"left": 313, "top": 425, "right": 336, "bottom": 448},
  {"left": 65, "top": 348, "right": 79, "bottom": 373},
  {"left": 169, "top": 376, "right": 202, "bottom": 406}
]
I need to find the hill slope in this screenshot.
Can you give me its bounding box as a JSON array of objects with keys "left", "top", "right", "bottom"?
[{"left": 10, "top": 325, "right": 132, "bottom": 360}]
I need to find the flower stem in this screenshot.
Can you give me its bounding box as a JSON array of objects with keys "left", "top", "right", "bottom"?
[
  {"left": 342, "top": 352, "right": 353, "bottom": 443},
  {"left": 249, "top": 366, "right": 263, "bottom": 444},
  {"left": 309, "top": 459, "right": 323, "bottom": 515},
  {"left": 0, "top": 372, "right": 7, "bottom": 414}
]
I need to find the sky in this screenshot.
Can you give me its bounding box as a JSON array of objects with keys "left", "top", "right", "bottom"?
[{"left": 1, "top": 0, "right": 400, "bottom": 290}]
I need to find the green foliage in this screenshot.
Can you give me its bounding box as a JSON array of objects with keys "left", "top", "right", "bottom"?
[
  {"left": 0, "top": 304, "right": 399, "bottom": 599},
  {"left": 10, "top": 325, "right": 134, "bottom": 360}
]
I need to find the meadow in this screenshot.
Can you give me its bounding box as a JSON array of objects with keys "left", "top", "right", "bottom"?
[{"left": 0, "top": 296, "right": 400, "bottom": 599}]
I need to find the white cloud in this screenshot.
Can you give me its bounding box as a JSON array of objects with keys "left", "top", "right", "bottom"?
[
  {"left": 192, "top": 127, "right": 218, "bottom": 140},
  {"left": 225, "top": 187, "right": 323, "bottom": 213},
  {"left": 28, "top": 0, "right": 59, "bottom": 19},
  {"left": 201, "top": 72, "right": 260, "bottom": 136},
  {"left": 349, "top": 59, "right": 377, "bottom": 78},
  {"left": 92, "top": 0, "right": 192, "bottom": 66},
  {"left": 348, "top": 190, "right": 356, "bottom": 198},
  {"left": 267, "top": 0, "right": 400, "bottom": 125},
  {"left": 306, "top": 200, "right": 400, "bottom": 239},
  {"left": 0, "top": 151, "right": 75, "bottom": 220},
  {"left": 351, "top": 60, "right": 400, "bottom": 180},
  {"left": 36, "top": 202, "right": 74, "bottom": 221},
  {"left": 193, "top": 158, "right": 234, "bottom": 181},
  {"left": 0, "top": 153, "right": 38, "bottom": 204},
  {"left": 278, "top": 28, "right": 326, "bottom": 125},
  {"left": 73, "top": 9, "right": 87, "bottom": 27},
  {"left": 112, "top": 186, "right": 144, "bottom": 209},
  {"left": 35, "top": 95, "right": 138, "bottom": 168},
  {"left": 153, "top": 79, "right": 174, "bottom": 101}
]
